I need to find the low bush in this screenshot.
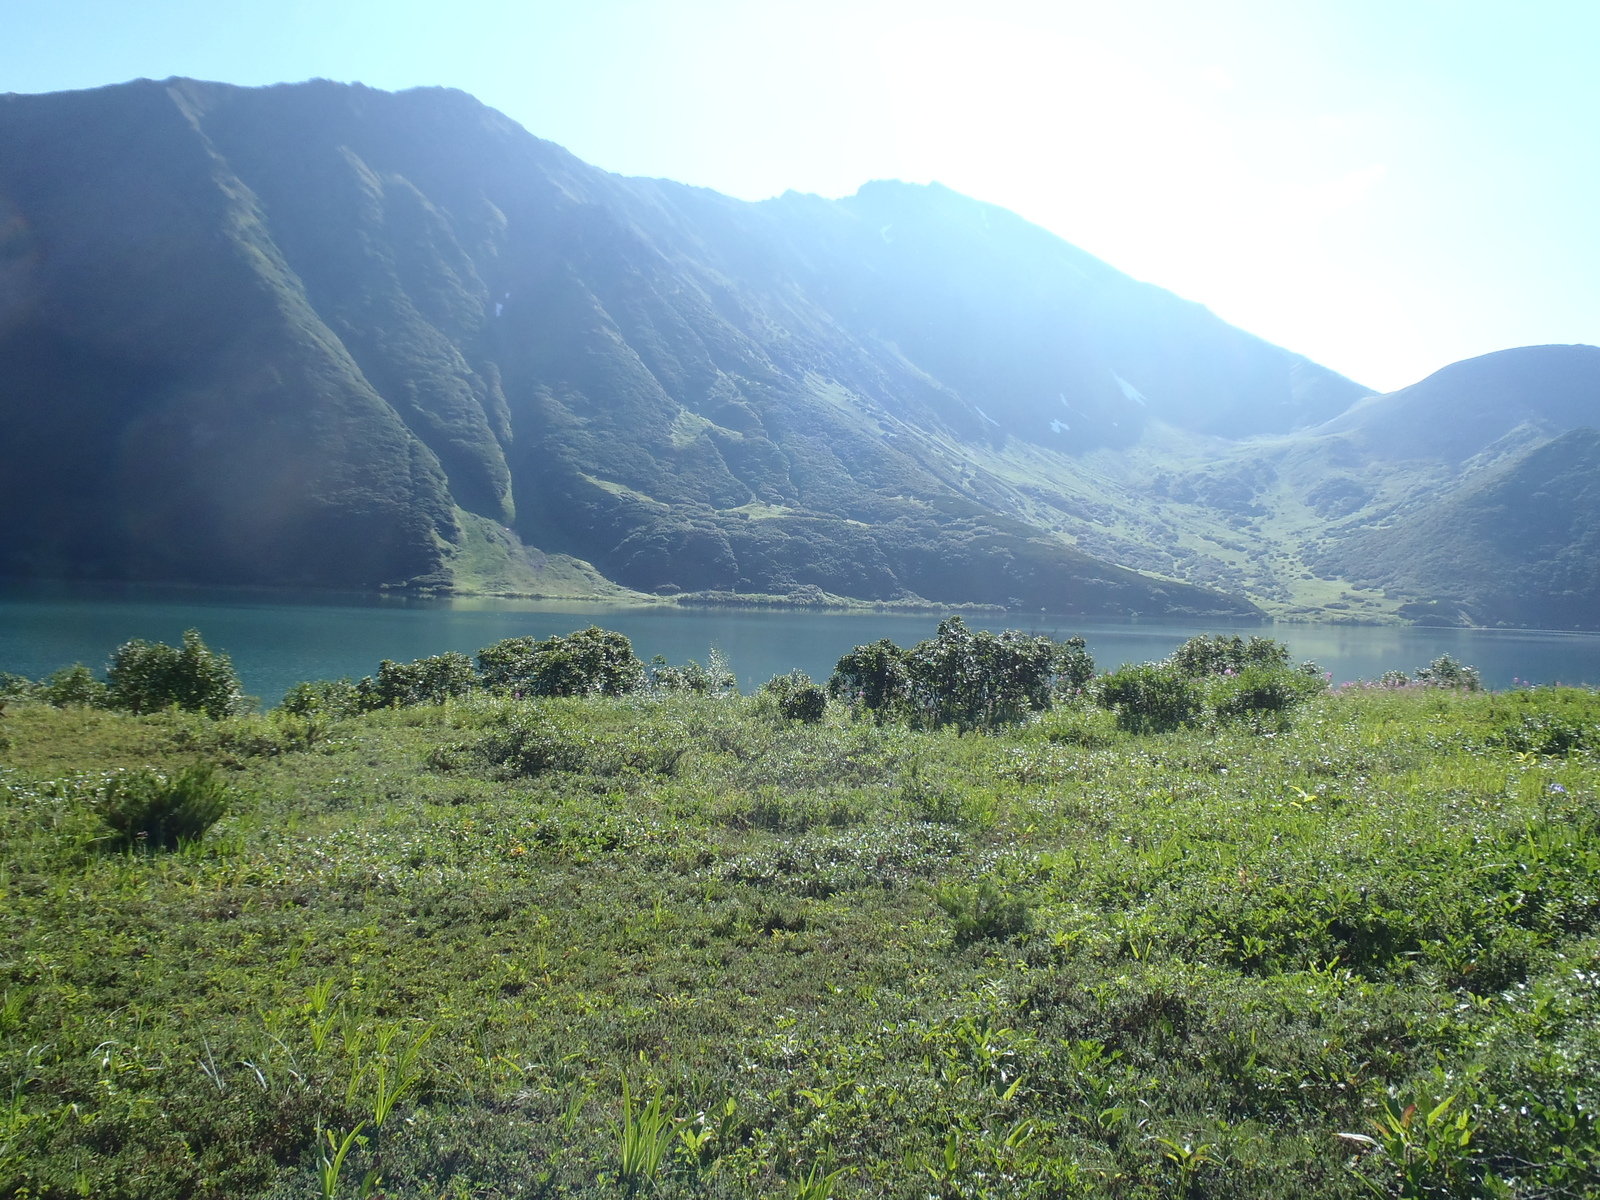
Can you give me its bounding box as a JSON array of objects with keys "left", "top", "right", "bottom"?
[
  {"left": 106, "top": 630, "right": 244, "bottom": 717},
  {"left": 357, "top": 653, "right": 476, "bottom": 709},
  {"left": 1209, "top": 664, "right": 1326, "bottom": 728},
  {"left": 278, "top": 677, "right": 363, "bottom": 718},
  {"left": 1096, "top": 663, "right": 1204, "bottom": 732},
  {"left": 478, "top": 627, "right": 645, "bottom": 697},
  {"left": 1169, "top": 633, "right": 1291, "bottom": 677},
  {"left": 35, "top": 664, "right": 109, "bottom": 708},
  {"left": 95, "top": 763, "right": 231, "bottom": 850},
  {"left": 934, "top": 877, "right": 1033, "bottom": 945},
  {"left": 469, "top": 715, "right": 688, "bottom": 779},
  {"left": 760, "top": 670, "right": 828, "bottom": 723},
  {"left": 828, "top": 638, "right": 911, "bottom": 723},
  {"left": 1415, "top": 653, "right": 1483, "bottom": 691}
]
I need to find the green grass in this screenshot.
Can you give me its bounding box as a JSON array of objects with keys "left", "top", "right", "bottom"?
[{"left": 1, "top": 687, "right": 1598, "bottom": 1198}]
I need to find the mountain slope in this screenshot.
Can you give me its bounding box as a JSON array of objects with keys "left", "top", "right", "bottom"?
[{"left": 0, "top": 77, "right": 1375, "bottom": 615}]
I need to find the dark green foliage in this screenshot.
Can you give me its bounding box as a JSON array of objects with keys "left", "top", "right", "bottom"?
[
  {"left": 1415, "top": 653, "right": 1483, "bottom": 691},
  {"left": 477, "top": 627, "right": 645, "bottom": 697},
  {"left": 94, "top": 762, "right": 230, "bottom": 850},
  {"left": 35, "top": 663, "right": 109, "bottom": 708},
  {"left": 1485, "top": 686, "right": 1600, "bottom": 755},
  {"left": 278, "top": 677, "right": 363, "bottom": 717},
  {"left": 905, "top": 617, "right": 1060, "bottom": 733},
  {"left": 1209, "top": 664, "right": 1327, "bottom": 727},
  {"left": 106, "top": 629, "right": 243, "bottom": 717},
  {"left": 0, "top": 671, "right": 33, "bottom": 701},
  {"left": 1096, "top": 662, "right": 1205, "bottom": 732},
  {"left": 356, "top": 653, "right": 477, "bottom": 709},
  {"left": 1169, "top": 633, "right": 1292, "bottom": 677},
  {"left": 760, "top": 671, "right": 828, "bottom": 724},
  {"left": 934, "top": 878, "right": 1033, "bottom": 944},
  {"left": 828, "top": 638, "right": 912, "bottom": 722},
  {"left": 1053, "top": 635, "right": 1096, "bottom": 695}
]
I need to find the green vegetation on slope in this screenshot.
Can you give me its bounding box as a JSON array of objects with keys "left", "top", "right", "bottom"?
[{"left": 1, "top": 633, "right": 1598, "bottom": 1198}]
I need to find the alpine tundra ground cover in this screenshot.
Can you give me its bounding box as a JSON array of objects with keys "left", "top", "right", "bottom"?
[{"left": 1, "top": 651, "right": 1597, "bottom": 1198}]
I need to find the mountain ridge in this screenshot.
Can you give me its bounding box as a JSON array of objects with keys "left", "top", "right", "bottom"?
[{"left": 3, "top": 77, "right": 1596, "bottom": 626}]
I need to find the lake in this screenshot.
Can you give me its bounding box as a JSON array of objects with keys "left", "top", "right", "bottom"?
[{"left": 2, "top": 582, "right": 1597, "bottom": 705}]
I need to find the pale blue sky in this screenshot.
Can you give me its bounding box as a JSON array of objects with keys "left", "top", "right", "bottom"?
[{"left": 2, "top": 0, "right": 1595, "bottom": 391}]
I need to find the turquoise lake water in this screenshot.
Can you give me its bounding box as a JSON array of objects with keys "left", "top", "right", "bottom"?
[{"left": 2, "top": 583, "right": 1597, "bottom": 705}]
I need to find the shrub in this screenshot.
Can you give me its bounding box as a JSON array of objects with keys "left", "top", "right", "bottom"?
[
  {"left": 906, "top": 617, "right": 1060, "bottom": 733},
  {"left": 36, "top": 664, "right": 110, "bottom": 708},
  {"left": 1490, "top": 712, "right": 1594, "bottom": 756},
  {"left": 1054, "top": 636, "right": 1097, "bottom": 696},
  {"left": 357, "top": 653, "right": 476, "bottom": 709},
  {"left": 278, "top": 678, "right": 363, "bottom": 717},
  {"left": 828, "top": 639, "right": 911, "bottom": 722},
  {"left": 1169, "top": 633, "right": 1291, "bottom": 678},
  {"left": 648, "top": 649, "right": 737, "bottom": 695},
  {"left": 760, "top": 670, "right": 828, "bottom": 723},
  {"left": 1096, "top": 663, "right": 1203, "bottom": 733},
  {"left": 0, "top": 671, "right": 35, "bottom": 702},
  {"left": 472, "top": 718, "right": 686, "bottom": 778},
  {"left": 478, "top": 627, "right": 645, "bottom": 697},
  {"left": 1415, "top": 654, "right": 1482, "bottom": 691},
  {"left": 934, "top": 878, "right": 1033, "bottom": 945},
  {"left": 96, "top": 763, "right": 230, "bottom": 851},
  {"left": 106, "top": 630, "right": 244, "bottom": 717},
  {"left": 1209, "top": 664, "right": 1325, "bottom": 726}
]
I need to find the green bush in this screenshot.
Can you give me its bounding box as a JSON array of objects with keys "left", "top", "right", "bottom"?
[
  {"left": 1096, "top": 663, "right": 1204, "bottom": 733},
  {"left": 1209, "top": 664, "right": 1326, "bottom": 727},
  {"left": 36, "top": 664, "right": 110, "bottom": 708},
  {"left": 1491, "top": 712, "right": 1594, "bottom": 756},
  {"left": 0, "top": 671, "right": 35, "bottom": 702},
  {"left": 95, "top": 763, "right": 230, "bottom": 851},
  {"left": 934, "top": 878, "right": 1033, "bottom": 945},
  {"left": 106, "top": 630, "right": 244, "bottom": 717},
  {"left": 906, "top": 617, "right": 1061, "bottom": 733},
  {"left": 1415, "top": 654, "right": 1482, "bottom": 691},
  {"left": 1053, "top": 635, "right": 1097, "bottom": 696},
  {"left": 760, "top": 670, "right": 828, "bottom": 723},
  {"left": 478, "top": 627, "right": 645, "bottom": 697},
  {"left": 472, "top": 717, "right": 687, "bottom": 778},
  {"left": 357, "top": 653, "right": 477, "bottom": 708},
  {"left": 648, "top": 649, "right": 737, "bottom": 695},
  {"left": 278, "top": 678, "right": 363, "bottom": 718},
  {"left": 828, "top": 639, "right": 911, "bottom": 722},
  {"left": 1168, "top": 633, "right": 1291, "bottom": 677}
]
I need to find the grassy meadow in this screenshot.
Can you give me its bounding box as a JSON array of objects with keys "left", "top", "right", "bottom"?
[{"left": 2, "top": 662, "right": 1598, "bottom": 1198}]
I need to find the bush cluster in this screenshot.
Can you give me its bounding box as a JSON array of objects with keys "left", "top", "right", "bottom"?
[
  {"left": 2, "top": 630, "right": 248, "bottom": 718},
  {"left": 759, "top": 670, "right": 829, "bottom": 724},
  {"left": 1094, "top": 634, "right": 1326, "bottom": 733},
  {"left": 280, "top": 629, "right": 734, "bottom": 714},
  {"left": 829, "top": 617, "right": 1096, "bottom": 733}
]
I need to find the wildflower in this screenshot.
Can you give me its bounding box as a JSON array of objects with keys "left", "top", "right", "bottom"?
[
  {"left": 1548, "top": 784, "right": 1567, "bottom": 794},
  {"left": 510, "top": 844, "right": 527, "bottom": 856}
]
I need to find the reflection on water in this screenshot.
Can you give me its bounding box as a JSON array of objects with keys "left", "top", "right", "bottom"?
[{"left": 2, "top": 581, "right": 1597, "bottom": 705}]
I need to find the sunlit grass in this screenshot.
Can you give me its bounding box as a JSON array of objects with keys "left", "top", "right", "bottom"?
[{"left": 0, "top": 687, "right": 1596, "bottom": 1197}]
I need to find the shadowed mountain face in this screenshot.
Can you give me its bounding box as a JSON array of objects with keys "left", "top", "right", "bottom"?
[{"left": 0, "top": 77, "right": 1366, "bottom": 615}]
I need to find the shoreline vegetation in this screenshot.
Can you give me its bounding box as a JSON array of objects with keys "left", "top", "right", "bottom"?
[{"left": 2, "top": 627, "right": 1597, "bottom": 1199}]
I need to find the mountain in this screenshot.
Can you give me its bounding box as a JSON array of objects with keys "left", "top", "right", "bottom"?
[{"left": 0, "top": 77, "right": 1372, "bottom": 617}]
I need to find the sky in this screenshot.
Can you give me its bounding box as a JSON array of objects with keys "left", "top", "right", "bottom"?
[{"left": 1, "top": 0, "right": 1595, "bottom": 392}]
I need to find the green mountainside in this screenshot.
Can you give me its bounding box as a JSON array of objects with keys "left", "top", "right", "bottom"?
[{"left": 1, "top": 79, "right": 1596, "bottom": 625}]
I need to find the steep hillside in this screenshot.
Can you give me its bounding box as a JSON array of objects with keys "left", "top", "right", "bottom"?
[
  {"left": 0, "top": 77, "right": 1372, "bottom": 615},
  {"left": 1316, "top": 427, "right": 1600, "bottom": 628}
]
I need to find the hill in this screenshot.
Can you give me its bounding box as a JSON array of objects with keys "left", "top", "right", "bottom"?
[{"left": 0, "top": 77, "right": 1375, "bottom": 616}]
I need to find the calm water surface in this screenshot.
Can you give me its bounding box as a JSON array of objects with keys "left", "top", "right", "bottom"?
[{"left": 2, "top": 583, "right": 1597, "bottom": 705}]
